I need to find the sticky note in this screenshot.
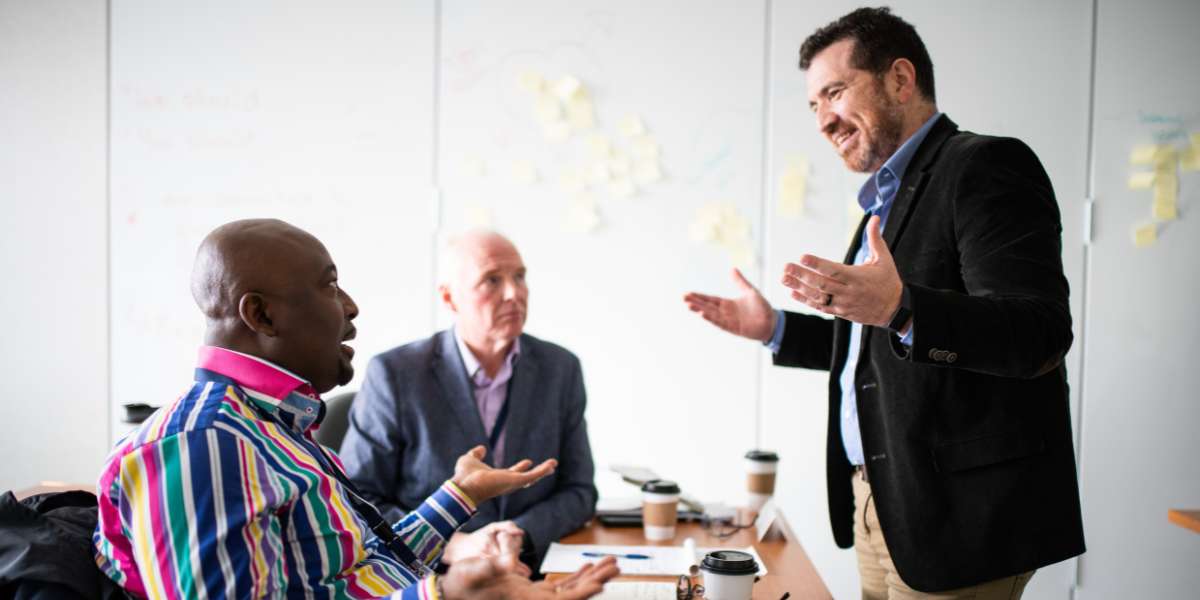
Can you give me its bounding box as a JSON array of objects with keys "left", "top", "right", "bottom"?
[
  {"left": 1181, "top": 146, "right": 1199, "bottom": 172},
  {"left": 1153, "top": 177, "right": 1177, "bottom": 220},
  {"left": 518, "top": 71, "right": 545, "bottom": 93},
  {"left": 1133, "top": 223, "right": 1156, "bottom": 248},
  {"left": 563, "top": 194, "right": 600, "bottom": 233},
  {"left": 1130, "top": 144, "right": 1163, "bottom": 165},
  {"left": 1127, "top": 172, "right": 1156, "bottom": 189},
  {"left": 566, "top": 96, "right": 595, "bottom": 130},
  {"left": 633, "top": 159, "right": 662, "bottom": 185},
  {"left": 543, "top": 120, "right": 571, "bottom": 143},
  {"left": 729, "top": 240, "right": 756, "bottom": 269},
  {"left": 779, "top": 160, "right": 809, "bottom": 217},
  {"left": 631, "top": 135, "right": 660, "bottom": 159},
  {"left": 535, "top": 94, "right": 562, "bottom": 123},
  {"left": 619, "top": 115, "right": 646, "bottom": 138},
  {"left": 553, "top": 76, "right": 584, "bottom": 101},
  {"left": 587, "top": 134, "right": 612, "bottom": 158},
  {"left": 1192, "top": 133, "right": 1200, "bottom": 148},
  {"left": 689, "top": 219, "right": 716, "bottom": 242},
  {"left": 609, "top": 177, "right": 636, "bottom": 199},
  {"left": 510, "top": 160, "right": 538, "bottom": 185},
  {"left": 1153, "top": 146, "right": 1178, "bottom": 167}
]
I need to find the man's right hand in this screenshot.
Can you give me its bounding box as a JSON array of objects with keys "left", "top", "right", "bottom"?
[
  {"left": 683, "top": 268, "right": 778, "bottom": 342},
  {"left": 439, "top": 555, "right": 619, "bottom": 600},
  {"left": 451, "top": 446, "right": 556, "bottom": 505}
]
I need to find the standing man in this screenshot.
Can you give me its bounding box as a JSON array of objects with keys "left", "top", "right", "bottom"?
[
  {"left": 684, "top": 8, "right": 1083, "bottom": 598},
  {"left": 341, "top": 230, "right": 596, "bottom": 571},
  {"left": 94, "top": 219, "right": 617, "bottom": 599}
]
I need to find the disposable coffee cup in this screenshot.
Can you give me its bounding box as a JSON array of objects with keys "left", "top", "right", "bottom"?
[
  {"left": 700, "top": 550, "right": 759, "bottom": 600},
  {"left": 744, "top": 450, "right": 779, "bottom": 511},
  {"left": 640, "top": 479, "right": 680, "bottom": 541}
]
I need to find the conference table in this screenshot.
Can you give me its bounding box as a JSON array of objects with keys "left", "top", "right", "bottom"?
[{"left": 547, "top": 510, "right": 832, "bottom": 599}]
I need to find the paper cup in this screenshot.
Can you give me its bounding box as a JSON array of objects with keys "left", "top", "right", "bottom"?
[
  {"left": 641, "top": 479, "right": 680, "bottom": 541},
  {"left": 744, "top": 450, "right": 779, "bottom": 510},
  {"left": 700, "top": 550, "right": 759, "bottom": 600}
]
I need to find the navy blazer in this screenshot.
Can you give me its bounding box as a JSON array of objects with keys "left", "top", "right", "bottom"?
[
  {"left": 339, "top": 329, "right": 597, "bottom": 563},
  {"left": 775, "top": 115, "right": 1084, "bottom": 591}
]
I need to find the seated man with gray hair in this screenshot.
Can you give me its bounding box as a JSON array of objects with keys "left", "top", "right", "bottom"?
[{"left": 341, "top": 230, "right": 597, "bottom": 571}]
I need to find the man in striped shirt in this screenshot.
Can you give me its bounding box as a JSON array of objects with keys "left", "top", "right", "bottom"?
[{"left": 93, "top": 219, "right": 617, "bottom": 599}]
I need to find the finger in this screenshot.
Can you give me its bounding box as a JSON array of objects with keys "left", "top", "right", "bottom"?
[
  {"left": 507, "top": 458, "right": 534, "bottom": 472},
  {"left": 468, "top": 445, "right": 487, "bottom": 460},
  {"left": 781, "top": 273, "right": 830, "bottom": 303},
  {"left": 556, "top": 582, "right": 605, "bottom": 600},
  {"left": 683, "top": 293, "right": 724, "bottom": 309},
  {"left": 797, "top": 253, "right": 845, "bottom": 280},
  {"left": 730, "top": 268, "right": 756, "bottom": 293},
  {"left": 781, "top": 264, "right": 848, "bottom": 295},
  {"left": 792, "top": 290, "right": 846, "bottom": 317},
  {"left": 864, "top": 215, "right": 891, "bottom": 263}
]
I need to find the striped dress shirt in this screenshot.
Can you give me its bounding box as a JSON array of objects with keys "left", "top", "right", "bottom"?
[{"left": 94, "top": 346, "right": 477, "bottom": 599}]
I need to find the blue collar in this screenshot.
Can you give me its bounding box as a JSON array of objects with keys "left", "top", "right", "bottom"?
[{"left": 858, "top": 112, "right": 942, "bottom": 213}]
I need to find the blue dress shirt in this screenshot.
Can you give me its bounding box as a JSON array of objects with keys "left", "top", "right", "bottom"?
[{"left": 767, "top": 112, "right": 942, "bottom": 465}]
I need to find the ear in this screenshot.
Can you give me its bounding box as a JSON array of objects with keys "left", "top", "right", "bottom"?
[
  {"left": 438, "top": 283, "right": 457, "bottom": 314},
  {"left": 238, "top": 292, "right": 278, "bottom": 336},
  {"left": 888, "top": 58, "right": 918, "bottom": 103}
]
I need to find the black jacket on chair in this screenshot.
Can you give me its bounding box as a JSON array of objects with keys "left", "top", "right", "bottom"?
[
  {"left": 775, "top": 115, "right": 1085, "bottom": 592},
  {"left": 0, "top": 490, "right": 128, "bottom": 600}
]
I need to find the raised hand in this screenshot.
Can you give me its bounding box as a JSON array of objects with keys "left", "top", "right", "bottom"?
[
  {"left": 451, "top": 445, "right": 556, "bottom": 504},
  {"left": 440, "top": 555, "right": 619, "bottom": 600},
  {"left": 683, "top": 268, "right": 778, "bottom": 342},
  {"left": 780, "top": 215, "right": 903, "bottom": 327}
]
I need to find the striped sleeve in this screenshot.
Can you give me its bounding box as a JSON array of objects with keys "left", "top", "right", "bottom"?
[
  {"left": 394, "top": 480, "right": 477, "bottom": 568},
  {"left": 116, "top": 428, "right": 287, "bottom": 599}
]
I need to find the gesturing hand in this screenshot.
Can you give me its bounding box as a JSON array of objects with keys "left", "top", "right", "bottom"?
[
  {"left": 780, "top": 215, "right": 902, "bottom": 327},
  {"left": 451, "top": 445, "right": 556, "bottom": 504},
  {"left": 442, "top": 521, "right": 531, "bottom": 578},
  {"left": 683, "top": 268, "right": 778, "bottom": 342},
  {"left": 440, "top": 555, "right": 619, "bottom": 600}
]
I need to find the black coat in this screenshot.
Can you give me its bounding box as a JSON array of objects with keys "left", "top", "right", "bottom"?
[
  {"left": 775, "top": 115, "right": 1085, "bottom": 592},
  {"left": 0, "top": 490, "right": 128, "bottom": 600}
]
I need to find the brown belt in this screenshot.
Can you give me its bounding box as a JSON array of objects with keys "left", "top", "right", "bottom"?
[{"left": 853, "top": 464, "right": 869, "bottom": 483}]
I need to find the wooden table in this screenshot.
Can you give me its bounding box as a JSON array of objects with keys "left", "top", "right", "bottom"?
[
  {"left": 547, "top": 511, "right": 831, "bottom": 599},
  {"left": 1168, "top": 509, "right": 1200, "bottom": 534}
]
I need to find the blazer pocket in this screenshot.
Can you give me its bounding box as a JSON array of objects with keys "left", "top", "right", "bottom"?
[{"left": 934, "top": 431, "right": 1045, "bottom": 473}]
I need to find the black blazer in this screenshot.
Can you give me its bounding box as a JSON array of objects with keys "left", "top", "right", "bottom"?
[{"left": 775, "top": 115, "right": 1084, "bottom": 591}]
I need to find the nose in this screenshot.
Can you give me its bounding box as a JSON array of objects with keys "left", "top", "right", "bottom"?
[
  {"left": 341, "top": 288, "right": 359, "bottom": 320},
  {"left": 817, "top": 104, "right": 838, "bottom": 137}
]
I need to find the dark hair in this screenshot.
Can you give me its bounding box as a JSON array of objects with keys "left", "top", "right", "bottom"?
[{"left": 798, "top": 7, "right": 936, "bottom": 102}]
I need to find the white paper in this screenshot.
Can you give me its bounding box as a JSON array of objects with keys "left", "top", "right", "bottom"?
[
  {"left": 593, "top": 582, "right": 677, "bottom": 600},
  {"left": 541, "top": 543, "right": 767, "bottom": 576}
]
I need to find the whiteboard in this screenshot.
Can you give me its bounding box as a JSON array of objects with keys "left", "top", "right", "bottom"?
[
  {"left": 1078, "top": 0, "right": 1200, "bottom": 598},
  {"left": 109, "top": 0, "right": 438, "bottom": 434},
  {"left": 438, "top": 0, "right": 767, "bottom": 502}
]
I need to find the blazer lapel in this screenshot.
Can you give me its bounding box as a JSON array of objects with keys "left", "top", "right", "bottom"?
[
  {"left": 431, "top": 330, "right": 488, "bottom": 445},
  {"left": 883, "top": 114, "right": 958, "bottom": 249}
]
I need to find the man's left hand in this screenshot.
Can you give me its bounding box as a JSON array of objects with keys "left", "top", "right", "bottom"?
[
  {"left": 781, "top": 215, "right": 902, "bottom": 327},
  {"left": 452, "top": 445, "right": 557, "bottom": 505},
  {"left": 443, "top": 521, "right": 531, "bottom": 577}
]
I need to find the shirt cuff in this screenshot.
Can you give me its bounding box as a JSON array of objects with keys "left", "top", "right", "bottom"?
[
  {"left": 416, "top": 481, "right": 478, "bottom": 538},
  {"left": 399, "top": 576, "right": 438, "bottom": 600},
  {"left": 764, "top": 309, "right": 786, "bottom": 353},
  {"left": 897, "top": 324, "right": 914, "bottom": 347}
]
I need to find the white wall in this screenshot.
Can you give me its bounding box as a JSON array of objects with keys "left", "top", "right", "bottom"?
[{"left": 0, "top": 0, "right": 109, "bottom": 491}]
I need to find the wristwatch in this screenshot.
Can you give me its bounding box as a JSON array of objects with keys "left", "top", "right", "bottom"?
[{"left": 887, "top": 285, "right": 913, "bottom": 332}]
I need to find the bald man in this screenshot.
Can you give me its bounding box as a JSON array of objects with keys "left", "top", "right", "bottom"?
[
  {"left": 341, "top": 231, "right": 597, "bottom": 571},
  {"left": 93, "top": 219, "right": 615, "bottom": 599}
]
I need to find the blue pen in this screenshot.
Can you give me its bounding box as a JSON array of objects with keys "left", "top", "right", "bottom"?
[{"left": 582, "top": 551, "right": 652, "bottom": 560}]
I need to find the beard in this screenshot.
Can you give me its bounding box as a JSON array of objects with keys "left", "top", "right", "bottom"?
[{"left": 843, "top": 86, "right": 905, "bottom": 173}]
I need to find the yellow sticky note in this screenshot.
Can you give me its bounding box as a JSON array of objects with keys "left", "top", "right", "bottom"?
[
  {"left": 563, "top": 194, "right": 600, "bottom": 234},
  {"left": 728, "top": 240, "right": 756, "bottom": 270},
  {"left": 1133, "top": 223, "right": 1157, "bottom": 248},
  {"left": 587, "top": 134, "right": 612, "bottom": 158},
  {"left": 510, "top": 160, "right": 538, "bottom": 185},
  {"left": 631, "top": 135, "right": 660, "bottom": 159},
  {"left": 1127, "top": 172, "right": 1156, "bottom": 189},
  {"left": 779, "top": 167, "right": 807, "bottom": 217},
  {"left": 608, "top": 177, "right": 636, "bottom": 199},
  {"left": 1191, "top": 132, "right": 1200, "bottom": 149},
  {"left": 1153, "top": 176, "right": 1177, "bottom": 220},
  {"left": 553, "top": 76, "right": 584, "bottom": 101},
  {"left": 543, "top": 120, "right": 570, "bottom": 143},
  {"left": 518, "top": 71, "right": 545, "bottom": 93},
  {"left": 465, "top": 204, "right": 493, "bottom": 228},
  {"left": 633, "top": 159, "right": 662, "bottom": 185},
  {"left": 1181, "top": 146, "right": 1199, "bottom": 172},
  {"left": 1153, "top": 199, "right": 1178, "bottom": 221},
  {"left": 534, "top": 94, "right": 562, "bottom": 123},
  {"left": 619, "top": 115, "right": 646, "bottom": 138},
  {"left": 566, "top": 96, "right": 594, "bottom": 130},
  {"left": 1153, "top": 146, "right": 1178, "bottom": 167},
  {"left": 1130, "top": 145, "right": 1160, "bottom": 165}
]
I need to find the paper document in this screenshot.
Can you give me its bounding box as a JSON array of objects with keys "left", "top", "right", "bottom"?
[
  {"left": 541, "top": 543, "right": 767, "bottom": 576},
  {"left": 593, "top": 582, "right": 677, "bottom": 600}
]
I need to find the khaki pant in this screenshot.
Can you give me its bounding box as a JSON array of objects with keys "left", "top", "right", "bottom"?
[{"left": 852, "top": 474, "right": 1035, "bottom": 600}]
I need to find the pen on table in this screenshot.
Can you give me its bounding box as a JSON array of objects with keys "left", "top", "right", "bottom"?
[{"left": 581, "top": 551, "right": 651, "bottom": 560}]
